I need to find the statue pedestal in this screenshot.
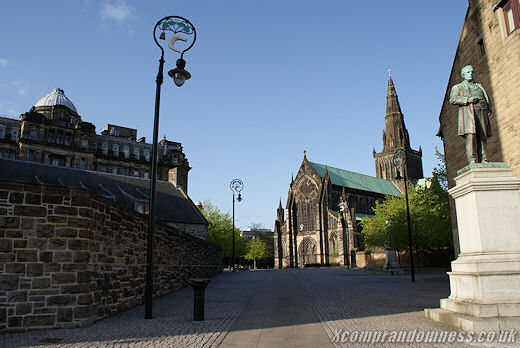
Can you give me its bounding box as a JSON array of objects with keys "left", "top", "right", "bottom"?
[
  {"left": 383, "top": 249, "right": 403, "bottom": 274},
  {"left": 425, "top": 164, "right": 520, "bottom": 331}
]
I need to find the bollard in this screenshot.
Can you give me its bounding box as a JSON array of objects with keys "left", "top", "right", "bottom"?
[{"left": 187, "top": 278, "right": 211, "bottom": 321}]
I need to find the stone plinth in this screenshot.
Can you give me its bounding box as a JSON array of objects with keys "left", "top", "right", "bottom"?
[{"left": 425, "top": 164, "right": 520, "bottom": 331}]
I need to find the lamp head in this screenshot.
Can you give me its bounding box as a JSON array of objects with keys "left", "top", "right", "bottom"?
[
  {"left": 168, "top": 59, "right": 191, "bottom": 87},
  {"left": 237, "top": 193, "right": 242, "bottom": 202}
]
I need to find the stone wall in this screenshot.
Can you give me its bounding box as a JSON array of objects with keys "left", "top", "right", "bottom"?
[
  {"left": 166, "top": 222, "right": 207, "bottom": 240},
  {"left": 0, "top": 180, "right": 221, "bottom": 332}
]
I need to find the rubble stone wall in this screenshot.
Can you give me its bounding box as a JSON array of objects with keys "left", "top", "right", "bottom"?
[{"left": 0, "top": 180, "right": 221, "bottom": 332}]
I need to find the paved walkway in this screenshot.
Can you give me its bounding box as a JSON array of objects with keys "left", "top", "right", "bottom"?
[
  {"left": 2, "top": 268, "right": 518, "bottom": 347},
  {"left": 219, "top": 270, "right": 333, "bottom": 347}
]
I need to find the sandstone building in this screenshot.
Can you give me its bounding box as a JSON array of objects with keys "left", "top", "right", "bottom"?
[
  {"left": 0, "top": 88, "right": 190, "bottom": 193},
  {"left": 436, "top": 0, "right": 520, "bottom": 254},
  {"left": 274, "top": 76, "right": 423, "bottom": 268}
]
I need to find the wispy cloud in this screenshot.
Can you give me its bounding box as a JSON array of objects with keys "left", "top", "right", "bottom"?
[
  {"left": 0, "top": 58, "right": 8, "bottom": 67},
  {"left": 0, "top": 100, "right": 20, "bottom": 117},
  {"left": 12, "top": 81, "right": 28, "bottom": 96},
  {"left": 100, "top": 1, "right": 134, "bottom": 23}
]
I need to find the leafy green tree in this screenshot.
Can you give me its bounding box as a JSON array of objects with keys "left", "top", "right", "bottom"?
[
  {"left": 245, "top": 237, "right": 269, "bottom": 269},
  {"left": 359, "top": 152, "right": 452, "bottom": 252},
  {"left": 199, "top": 201, "right": 248, "bottom": 265}
]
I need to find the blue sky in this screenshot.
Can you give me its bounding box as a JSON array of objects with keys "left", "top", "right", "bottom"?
[{"left": 1, "top": 1, "right": 468, "bottom": 229}]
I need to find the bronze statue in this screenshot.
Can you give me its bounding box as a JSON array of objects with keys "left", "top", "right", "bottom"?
[{"left": 449, "top": 65, "right": 492, "bottom": 164}]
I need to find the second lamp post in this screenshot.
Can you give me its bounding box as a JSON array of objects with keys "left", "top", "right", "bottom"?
[
  {"left": 394, "top": 149, "right": 415, "bottom": 282},
  {"left": 230, "top": 179, "right": 244, "bottom": 271}
]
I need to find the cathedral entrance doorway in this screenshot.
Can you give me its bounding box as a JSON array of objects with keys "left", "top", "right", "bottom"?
[{"left": 298, "top": 237, "right": 317, "bottom": 267}]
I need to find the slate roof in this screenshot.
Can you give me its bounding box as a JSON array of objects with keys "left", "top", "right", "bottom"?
[
  {"left": 309, "top": 162, "right": 401, "bottom": 197},
  {"left": 0, "top": 158, "right": 207, "bottom": 225}
]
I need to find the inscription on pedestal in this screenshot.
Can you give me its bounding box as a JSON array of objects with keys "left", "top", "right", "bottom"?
[{"left": 479, "top": 205, "right": 519, "bottom": 218}]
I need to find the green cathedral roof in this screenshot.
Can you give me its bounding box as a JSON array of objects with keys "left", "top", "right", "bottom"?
[{"left": 309, "top": 162, "right": 401, "bottom": 197}]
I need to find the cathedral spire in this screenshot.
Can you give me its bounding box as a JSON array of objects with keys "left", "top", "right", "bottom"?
[
  {"left": 374, "top": 73, "right": 423, "bottom": 190},
  {"left": 386, "top": 75, "right": 403, "bottom": 116}
]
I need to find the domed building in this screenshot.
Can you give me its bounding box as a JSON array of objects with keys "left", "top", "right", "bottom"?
[{"left": 0, "top": 88, "right": 190, "bottom": 193}]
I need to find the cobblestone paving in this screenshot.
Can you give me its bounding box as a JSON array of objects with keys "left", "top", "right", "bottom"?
[
  {"left": 293, "top": 268, "right": 517, "bottom": 348},
  {"left": 1, "top": 271, "right": 268, "bottom": 348}
]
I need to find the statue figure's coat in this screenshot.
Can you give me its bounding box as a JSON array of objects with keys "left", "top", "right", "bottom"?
[{"left": 449, "top": 80, "right": 492, "bottom": 138}]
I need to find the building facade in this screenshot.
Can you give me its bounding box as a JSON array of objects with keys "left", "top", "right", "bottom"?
[
  {"left": 0, "top": 88, "right": 190, "bottom": 193},
  {"left": 436, "top": 0, "right": 520, "bottom": 254},
  {"left": 274, "top": 75, "right": 423, "bottom": 268}
]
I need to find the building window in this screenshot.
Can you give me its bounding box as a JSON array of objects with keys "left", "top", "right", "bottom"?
[
  {"left": 112, "top": 167, "right": 118, "bottom": 175},
  {"left": 123, "top": 146, "right": 129, "bottom": 158},
  {"left": 100, "top": 165, "right": 107, "bottom": 172},
  {"left": 136, "top": 202, "right": 149, "bottom": 214},
  {"left": 11, "top": 129, "right": 18, "bottom": 141},
  {"left": 144, "top": 171, "right": 150, "bottom": 179},
  {"left": 144, "top": 151, "right": 150, "bottom": 161},
  {"left": 133, "top": 148, "right": 140, "bottom": 160},
  {"left": 80, "top": 158, "right": 87, "bottom": 170},
  {"left": 477, "top": 38, "right": 486, "bottom": 57},
  {"left": 0, "top": 126, "right": 5, "bottom": 139},
  {"left": 123, "top": 168, "right": 129, "bottom": 176},
  {"left": 113, "top": 144, "right": 119, "bottom": 157},
  {"left": 502, "top": 0, "right": 520, "bottom": 35},
  {"left": 102, "top": 142, "right": 108, "bottom": 155},
  {"left": 64, "top": 134, "right": 71, "bottom": 145},
  {"left": 81, "top": 139, "right": 88, "bottom": 148},
  {"left": 133, "top": 170, "right": 139, "bottom": 177},
  {"left": 27, "top": 150, "right": 35, "bottom": 162},
  {"left": 29, "top": 130, "right": 38, "bottom": 140}
]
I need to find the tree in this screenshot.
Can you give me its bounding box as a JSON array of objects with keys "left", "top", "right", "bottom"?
[
  {"left": 359, "top": 151, "right": 452, "bottom": 252},
  {"left": 244, "top": 237, "right": 269, "bottom": 269},
  {"left": 198, "top": 201, "right": 248, "bottom": 265}
]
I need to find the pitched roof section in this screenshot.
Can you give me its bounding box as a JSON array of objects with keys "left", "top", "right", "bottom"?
[
  {"left": 0, "top": 158, "right": 207, "bottom": 225},
  {"left": 309, "top": 161, "right": 401, "bottom": 196}
]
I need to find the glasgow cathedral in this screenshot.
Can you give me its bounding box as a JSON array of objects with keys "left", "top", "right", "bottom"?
[{"left": 274, "top": 76, "right": 423, "bottom": 268}]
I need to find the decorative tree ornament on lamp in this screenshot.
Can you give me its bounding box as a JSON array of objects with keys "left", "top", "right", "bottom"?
[{"left": 145, "top": 15, "right": 197, "bottom": 320}]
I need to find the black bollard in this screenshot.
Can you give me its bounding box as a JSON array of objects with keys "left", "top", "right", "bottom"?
[{"left": 187, "top": 278, "right": 211, "bottom": 321}]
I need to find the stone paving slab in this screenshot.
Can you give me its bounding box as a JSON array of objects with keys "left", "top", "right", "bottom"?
[
  {"left": 293, "top": 268, "right": 518, "bottom": 348},
  {"left": 219, "top": 270, "right": 333, "bottom": 348}
]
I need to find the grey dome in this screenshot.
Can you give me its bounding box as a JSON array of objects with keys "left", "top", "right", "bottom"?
[{"left": 34, "top": 88, "right": 78, "bottom": 113}]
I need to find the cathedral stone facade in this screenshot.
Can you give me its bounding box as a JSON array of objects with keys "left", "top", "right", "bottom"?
[
  {"left": 274, "top": 76, "right": 423, "bottom": 268},
  {"left": 0, "top": 88, "right": 190, "bottom": 193}
]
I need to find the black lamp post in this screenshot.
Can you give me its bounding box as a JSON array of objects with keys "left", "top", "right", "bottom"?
[
  {"left": 339, "top": 201, "right": 350, "bottom": 268},
  {"left": 394, "top": 149, "right": 415, "bottom": 282},
  {"left": 145, "top": 16, "right": 197, "bottom": 319},
  {"left": 230, "top": 179, "right": 244, "bottom": 272}
]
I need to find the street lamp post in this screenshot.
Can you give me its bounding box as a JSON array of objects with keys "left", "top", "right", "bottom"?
[
  {"left": 339, "top": 201, "right": 350, "bottom": 268},
  {"left": 230, "top": 179, "right": 244, "bottom": 272},
  {"left": 146, "top": 16, "right": 197, "bottom": 319},
  {"left": 394, "top": 150, "right": 415, "bottom": 282}
]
